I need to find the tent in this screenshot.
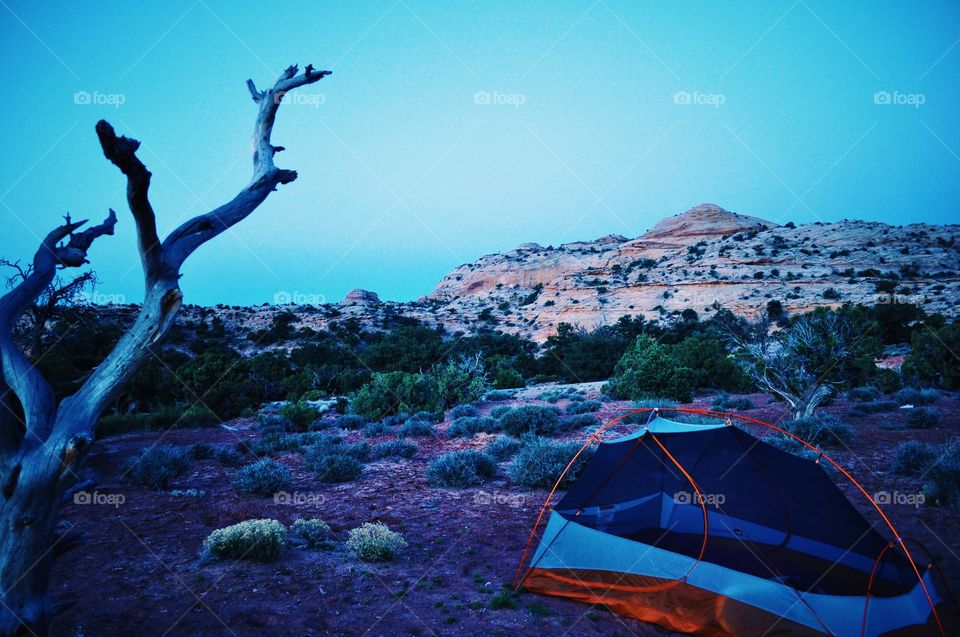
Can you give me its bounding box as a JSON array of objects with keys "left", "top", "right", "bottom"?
[{"left": 515, "top": 409, "right": 954, "bottom": 636}]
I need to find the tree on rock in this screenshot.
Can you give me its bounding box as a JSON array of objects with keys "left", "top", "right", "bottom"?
[{"left": 0, "top": 64, "right": 330, "bottom": 637}]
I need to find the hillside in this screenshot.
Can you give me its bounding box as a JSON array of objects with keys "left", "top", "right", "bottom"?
[{"left": 197, "top": 203, "right": 959, "bottom": 343}]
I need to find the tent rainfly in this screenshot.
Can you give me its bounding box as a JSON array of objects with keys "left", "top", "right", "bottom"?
[{"left": 515, "top": 409, "right": 955, "bottom": 637}]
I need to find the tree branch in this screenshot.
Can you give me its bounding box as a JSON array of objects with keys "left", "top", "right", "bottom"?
[
  {"left": 164, "top": 64, "right": 331, "bottom": 267},
  {"left": 95, "top": 121, "right": 165, "bottom": 278}
]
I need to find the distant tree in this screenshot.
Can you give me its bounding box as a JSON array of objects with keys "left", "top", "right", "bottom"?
[
  {"left": 604, "top": 335, "right": 697, "bottom": 402},
  {"left": 902, "top": 321, "right": 960, "bottom": 390},
  {"left": 0, "top": 64, "right": 330, "bottom": 635},
  {"left": 720, "top": 309, "right": 881, "bottom": 418}
]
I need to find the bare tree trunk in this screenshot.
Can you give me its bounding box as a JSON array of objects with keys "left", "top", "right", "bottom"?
[{"left": 0, "top": 64, "right": 330, "bottom": 636}]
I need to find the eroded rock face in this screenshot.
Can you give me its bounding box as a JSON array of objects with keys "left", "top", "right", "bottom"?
[{"left": 176, "top": 204, "right": 960, "bottom": 344}]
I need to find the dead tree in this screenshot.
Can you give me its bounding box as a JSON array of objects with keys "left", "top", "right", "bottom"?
[
  {"left": 720, "top": 309, "right": 871, "bottom": 419},
  {"left": 0, "top": 261, "right": 97, "bottom": 357},
  {"left": 0, "top": 64, "right": 330, "bottom": 637}
]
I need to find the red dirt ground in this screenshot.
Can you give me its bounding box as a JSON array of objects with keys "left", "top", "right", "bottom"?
[{"left": 50, "top": 390, "right": 960, "bottom": 637}]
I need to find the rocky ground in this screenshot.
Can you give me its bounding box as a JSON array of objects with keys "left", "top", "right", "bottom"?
[{"left": 51, "top": 387, "right": 960, "bottom": 637}]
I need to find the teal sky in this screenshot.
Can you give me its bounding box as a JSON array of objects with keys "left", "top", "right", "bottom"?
[{"left": 1, "top": 1, "right": 958, "bottom": 305}]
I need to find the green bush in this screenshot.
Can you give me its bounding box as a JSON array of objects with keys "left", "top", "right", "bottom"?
[
  {"left": 893, "top": 441, "right": 937, "bottom": 477},
  {"left": 233, "top": 459, "right": 292, "bottom": 496},
  {"left": 362, "top": 420, "right": 390, "bottom": 436},
  {"left": 604, "top": 336, "right": 697, "bottom": 403},
  {"left": 488, "top": 588, "right": 520, "bottom": 610},
  {"left": 335, "top": 414, "right": 368, "bottom": 430},
  {"left": 847, "top": 386, "right": 881, "bottom": 403},
  {"left": 906, "top": 407, "right": 942, "bottom": 430},
  {"left": 923, "top": 439, "right": 960, "bottom": 507},
  {"left": 310, "top": 453, "right": 363, "bottom": 483},
  {"left": 847, "top": 400, "right": 899, "bottom": 417},
  {"left": 426, "top": 451, "right": 498, "bottom": 487},
  {"left": 710, "top": 394, "right": 754, "bottom": 411},
  {"left": 493, "top": 367, "right": 525, "bottom": 390},
  {"left": 486, "top": 435, "right": 522, "bottom": 460},
  {"left": 201, "top": 519, "right": 286, "bottom": 563},
  {"left": 489, "top": 404, "right": 512, "bottom": 419},
  {"left": 346, "top": 522, "right": 407, "bottom": 561},
  {"left": 903, "top": 323, "right": 960, "bottom": 390},
  {"left": 301, "top": 436, "right": 371, "bottom": 462},
  {"left": 448, "top": 404, "right": 479, "bottom": 419},
  {"left": 894, "top": 388, "right": 940, "bottom": 406},
  {"left": 671, "top": 335, "right": 750, "bottom": 392},
  {"left": 499, "top": 406, "right": 561, "bottom": 437},
  {"left": 398, "top": 417, "right": 435, "bottom": 438},
  {"left": 216, "top": 447, "right": 243, "bottom": 467},
  {"left": 564, "top": 399, "right": 601, "bottom": 415},
  {"left": 280, "top": 401, "right": 321, "bottom": 432},
  {"left": 352, "top": 371, "right": 441, "bottom": 420},
  {"left": 123, "top": 444, "right": 190, "bottom": 489},
  {"left": 447, "top": 416, "right": 499, "bottom": 438},
  {"left": 188, "top": 442, "right": 215, "bottom": 461},
  {"left": 780, "top": 415, "right": 853, "bottom": 448},
  {"left": 508, "top": 438, "right": 590, "bottom": 488},
  {"left": 562, "top": 414, "right": 598, "bottom": 430},
  {"left": 290, "top": 519, "right": 335, "bottom": 549},
  {"left": 433, "top": 358, "right": 489, "bottom": 409},
  {"left": 485, "top": 390, "right": 513, "bottom": 401},
  {"left": 373, "top": 440, "right": 418, "bottom": 459}
]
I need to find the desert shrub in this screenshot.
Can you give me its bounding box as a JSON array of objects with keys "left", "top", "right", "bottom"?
[
  {"left": 352, "top": 371, "right": 441, "bottom": 420},
  {"left": 493, "top": 367, "right": 524, "bottom": 390},
  {"left": 710, "top": 394, "right": 754, "bottom": 411},
  {"left": 629, "top": 398, "right": 679, "bottom": 410},
  {"left": 489, "top": 404, "right": 512, "bottom": 419},
  {"left": 433, "top": 358, "right": 489, "bottom": 409},
  {"left": 893, "top": 441, "right": 937, "bottom": 476},
  {"left": 426, "top": 451, "right": 497, "bottom": 487},
  {"left": 499, "top": 406, "right": 561, "bottom": 437},
  {"left": 188, "top": 442, "right": 215, "bottom": 461},
  {"left": 847, "top": 400, "right": 899, "bottom": 417},
  {"left": 902, "top": 323, "right": 960, "bottom": 390},
  {"left": 906, "top": 407, "right": 942, "bottom": 430},
  {"left": 280, "top": 401, "right": 321, "bottom": 432},
  {"left": 671, "top": 335, "right": 750, "bottom": 391},
  {"left": 362, "top": 420, "right": 390, "bottom": 437},
  {"left": 847, "top": 386, "right": 881, "bottom": 403},
  {"left": 216, "top": 447, "right": 243, "bottom": 467},
  {"left": 874, "top": 368, "right": 902, "bottom": 394},
  {"left": 123, "top": 444, "right": 190, "bottom": 489},
  {"left": 248, "top": 430, "right": 303, "bottom": 456},
  {"left": 894, "top": 387, "right": 940, "bottom": 406},
  {"left": 382, "top": 413, "right": 410, "bottom": 427},
  {"left": 447, "top": 416, "right": 499, "bottom": 438},
  {"left": 398, "top": 418, "right": 435, "bottom": 438},
  {"left": 290, "top": 519, "right": 335, "bottom": 549},
  {"left": 508, "top": 438, "right": 591, "bottom": 488},
  {"left": 346, "top": 522, "right": 407, "bottom": 562},
  {"left": 488, "top": 588, "right": 521, "bottom": 610},
  {"left": 310, "top": 453, "right": 363, "bottom": 483},
  {"left": 565, "top": 399, "right": 601, "bottom": 415},
  {"left": 562, "top": 413, "right": 598, "bottom": 430},
  {"left": 335, "top": 414, "right": 368, "bottom": 430},
  {"left": 200, "top": 519, "right": 286, "bottom": 563},
  {"left": 448, "top": 404, "right": 480, "bottom": 419},
  {"left": 233, "top": 459, "right": 292, "bottom": 496},
  {"left": 780, "top": 415, "right": 853, "bottom": 448},
  {"left": 96, "top": 405, "right": 184, "bottom": 437},
  {"left": 922, "top": 439, "right": 960, "bottom": 507},
  {"left": 604, "top": 336, "right": 697, "bottom": 403},
  {"left": 373, "top": 440, "right": 418, "bottom": 459},
  {"left": 485, "top": 390, "right": 513, "bottom": 401},
  {"left": 486, "top": 435, "right": 522, "bottom": 460}
]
